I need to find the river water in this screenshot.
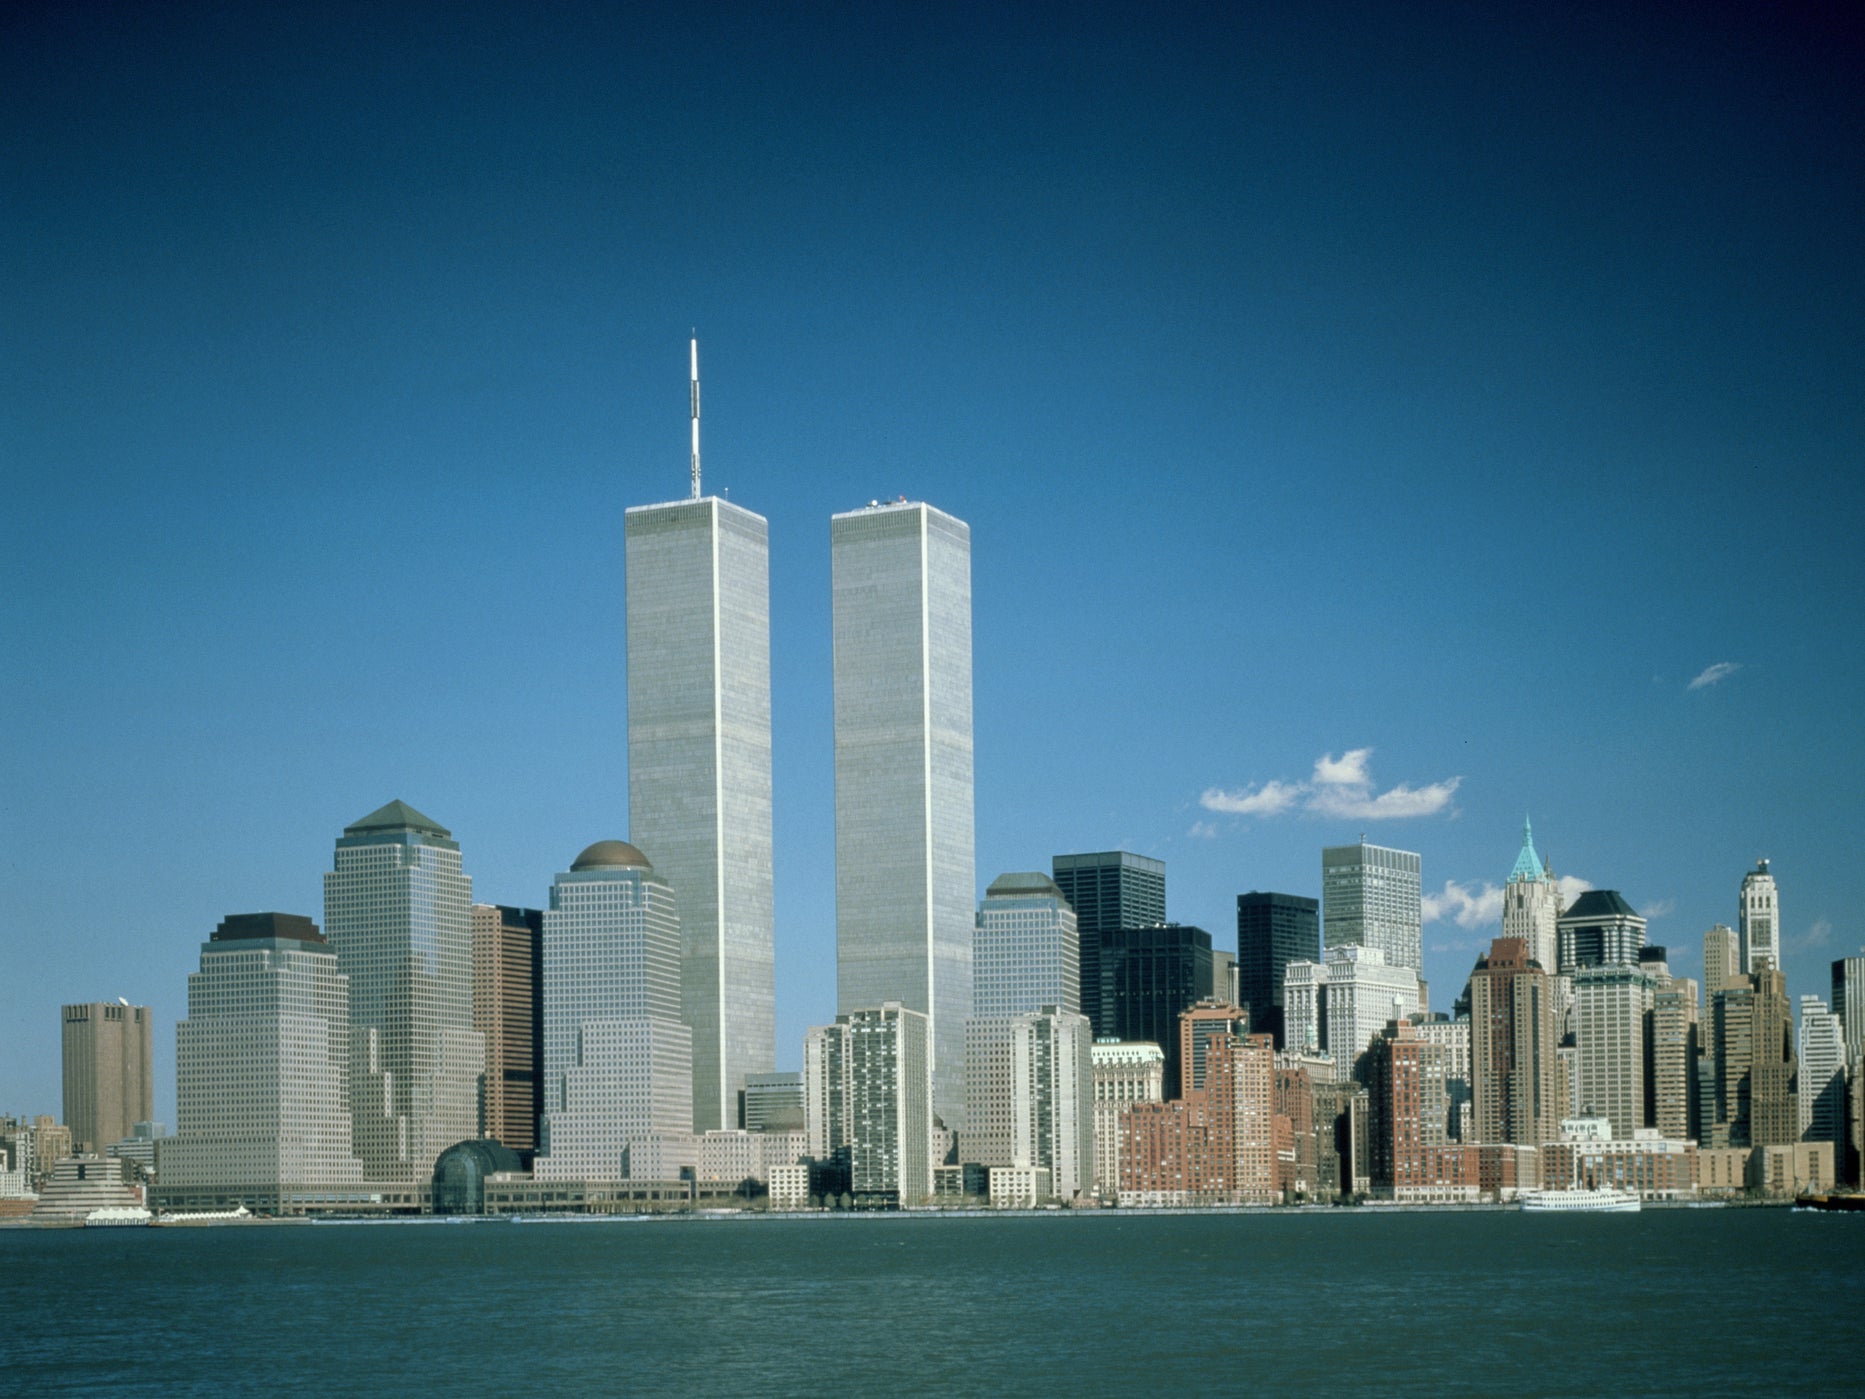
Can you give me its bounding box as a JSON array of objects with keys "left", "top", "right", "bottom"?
[{"left": 3, "top": 1208, "right": 1860, "bottom": 1394}]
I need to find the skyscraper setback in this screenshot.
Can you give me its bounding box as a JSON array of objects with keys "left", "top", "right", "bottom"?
[
  {"left": 625, "top": 490, "right": 774, "bottom": 1134},
  {"left": 323, "top": 801, "right": 484, "bottom": 1180},
  {"left": 832, "top": 500, "right": 974, "bottom": 1133},
  {"left": 159, "top": 914, "right": 362, "bottom": 1207}
]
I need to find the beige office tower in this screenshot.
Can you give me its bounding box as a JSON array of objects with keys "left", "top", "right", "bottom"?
[
  {"left": 1704, "top": 924, "right": 1741, "bottom": 1002},
  {"left": 1501, "top": 818, "right": 1561, "bottom": 973},
  {"left": 1739, "top": 860, "right": 1781, "bottom": 975},
  {"left": 1574, "top": 963, "right": 1655, "bottom": 1139},
  {"left": 158, "top": 914, "right": 363, "bottom": 1205},
  {"left": 625, "top": 493, "right": 774, "bottom": 1134},
  {"left": 61, "top": 1002, "right": 154, "bottom": 1154},
  {"left": 1091, "top": 1040, "right": 1164, "bottom": 1198},
  {"left": 1698, "top": 925, "right": 1740, "bottom": 1139},
  {"left": 1703, "top": 975, "right": 1754, "bottom": 1147},
  {"left": 832, "top": 502, "right": 974, "bottom": 1134},
  {"left": 1853, "top": 1070, "right": 1865, "bottom": 1187},
  {"left": 1649, "top": 975, "right": 1699, "bottom": 1142},
  {"left": 323, "top": 801, "right": 484, "bottom": 1180},
  {"left": 1469, "top": 938, "right": 1558, "bottom": 1149},
  {"left": 1556, "top": 1043, "right": 1579, "bottom": 1124}
]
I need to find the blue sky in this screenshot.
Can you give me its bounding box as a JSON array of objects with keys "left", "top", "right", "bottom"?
[{"left": 4, "top": 2, "right": 1862, "bottom": 1123}]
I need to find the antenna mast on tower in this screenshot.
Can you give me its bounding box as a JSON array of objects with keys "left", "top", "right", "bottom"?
[{"left": 689, "top": 334, "right": 702, "bottom": 500}]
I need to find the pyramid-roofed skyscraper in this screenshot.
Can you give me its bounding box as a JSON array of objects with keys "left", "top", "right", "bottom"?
[
  {"left": 323, "top": 799, "right": 484, "bottom": 1179},
  {"left": 1502, "top": 816, "right": 1560, "bottom": 974}
]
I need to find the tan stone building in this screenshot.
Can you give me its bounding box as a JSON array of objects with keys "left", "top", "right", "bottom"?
[
  {"left": 1469, "top": 937, "right": 1558, "bottom": 1151},
  {"left": 62, "top": 1002, "right": 154, "bottom": 1154}
]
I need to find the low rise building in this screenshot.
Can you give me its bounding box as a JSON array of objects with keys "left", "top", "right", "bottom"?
[
  {"left": 1474, "top": 1143, "right": 1537, "bottom": 1200},
  {"left": 1538, "top": 1118, "right": 1696, "bottom": 1200},
  {"left": 1752, "top": 1142, "right": 1835, "bottom": 1197},
  {"left": 988, "top": 1165, "right": 1053, "bottom": 1208},
  {"left": 31, "top": 1156, "right": 141, "bottom": 1220},
  {"left": 767, "top": 1163, "right": 809, "bottom": 1210},
  {"left": 743, "top": 1072, "right": 805, "bottom": 1133}
]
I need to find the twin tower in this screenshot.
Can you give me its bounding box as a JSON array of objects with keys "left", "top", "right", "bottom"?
[{"left": 625, "top": 493, "right": 973, "bottom": 1134}]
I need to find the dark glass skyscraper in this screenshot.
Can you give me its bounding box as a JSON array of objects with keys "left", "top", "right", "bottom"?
[
  {"left": 1236, "top": 892, "right": 1320, "bottom": 1049},
  {"left": 1052, "top": 851, "right": 1166, "bottom": 1036},
  {"left": 1097, "top": 924, "right": 1212, "bottom": 1098}
]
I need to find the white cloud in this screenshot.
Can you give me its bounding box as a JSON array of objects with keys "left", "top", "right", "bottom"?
[
  {"left": 1308, "top": 776, "right": 1462, "bottom": 820},
  {"left": 1199, "top": 780, "right": 1303, "bottom": 817},
  {"left": 1312, "top": 749, "right": 1372, "bottom": 787},
  {"left": 1421, "top": 879, "right": 1505, "bottom": 929},
  {"left": 1688, "top": 661, "right": 1741, "bottom": 690},
  {"left": 1792, "top": 917, "right": 1834, "bottom": 952},
  {"left": 1187, "top": 820, "right": 1219, "bottom": 839},
  {"left": 1640, "top": 898, "right": 1676, "bottom": 919},
  {"left": 1199, "top": 748, "right": 1461, "bottom": 825},
  {"left": 1557, "top": 875, "right": 1594, "bottom": 907}
]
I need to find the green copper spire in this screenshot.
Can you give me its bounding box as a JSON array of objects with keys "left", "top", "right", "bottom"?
[{"left": 1508, "top": 815, "right": 1546, "bottom": 884}]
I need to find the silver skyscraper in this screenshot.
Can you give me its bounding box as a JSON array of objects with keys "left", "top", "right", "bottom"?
[
  {"left": 1322, "top": 840, "right": 1423, "bottom": 977},
  {"left": 625, "top": 491, "right": 774, "bottom": 1133},
  {"left": 831, "top": 500, "right": 974, "bottom": 1132},
  {"left": 323, "top": 800, "right": 484, "bottom": 1180}
]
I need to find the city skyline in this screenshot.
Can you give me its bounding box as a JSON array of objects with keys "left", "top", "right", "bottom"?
[{"left": 5, "top": 4, "right": 1863, "bottom": 1123}]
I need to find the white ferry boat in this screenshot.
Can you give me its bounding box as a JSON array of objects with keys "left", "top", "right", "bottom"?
[
  {"left": 156, "top": 1205, "right": 253, "bottom": 1224},
  {"left": 1519, "top": 1188, "right": 1640, "bottom": 1213}
]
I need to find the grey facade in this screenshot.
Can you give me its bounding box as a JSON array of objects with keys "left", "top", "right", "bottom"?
[
  {"left": 965, "top": 873, "right": 1082, "bottom": 1168},
  {"left": 626, "top": 496, "right": 774, "bottom": 1133},
  {"left": 159, "top": 913, "right": 364, "bottom": 1196},
  {"left": 1322, "top": 842, "right": 1422, "bottom": 976},
  {"left": 832, "top": 501, "right": 974, "bottom": 1133},
  {"left": 323, "top": 801, "right": 484, "bottom": 1180},
  {"left": 974, "top": 872, "right": 1079, "bottom": 1019},
  {"left": 536, "top": 841, "right": 692, "bottom": 1181},
  {"left": 1236, "top": 892, "right": 1320, "bottom": 1048},
  {"left": 1052, "top": 851, "right": 1166, "bottom": 1037}
]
